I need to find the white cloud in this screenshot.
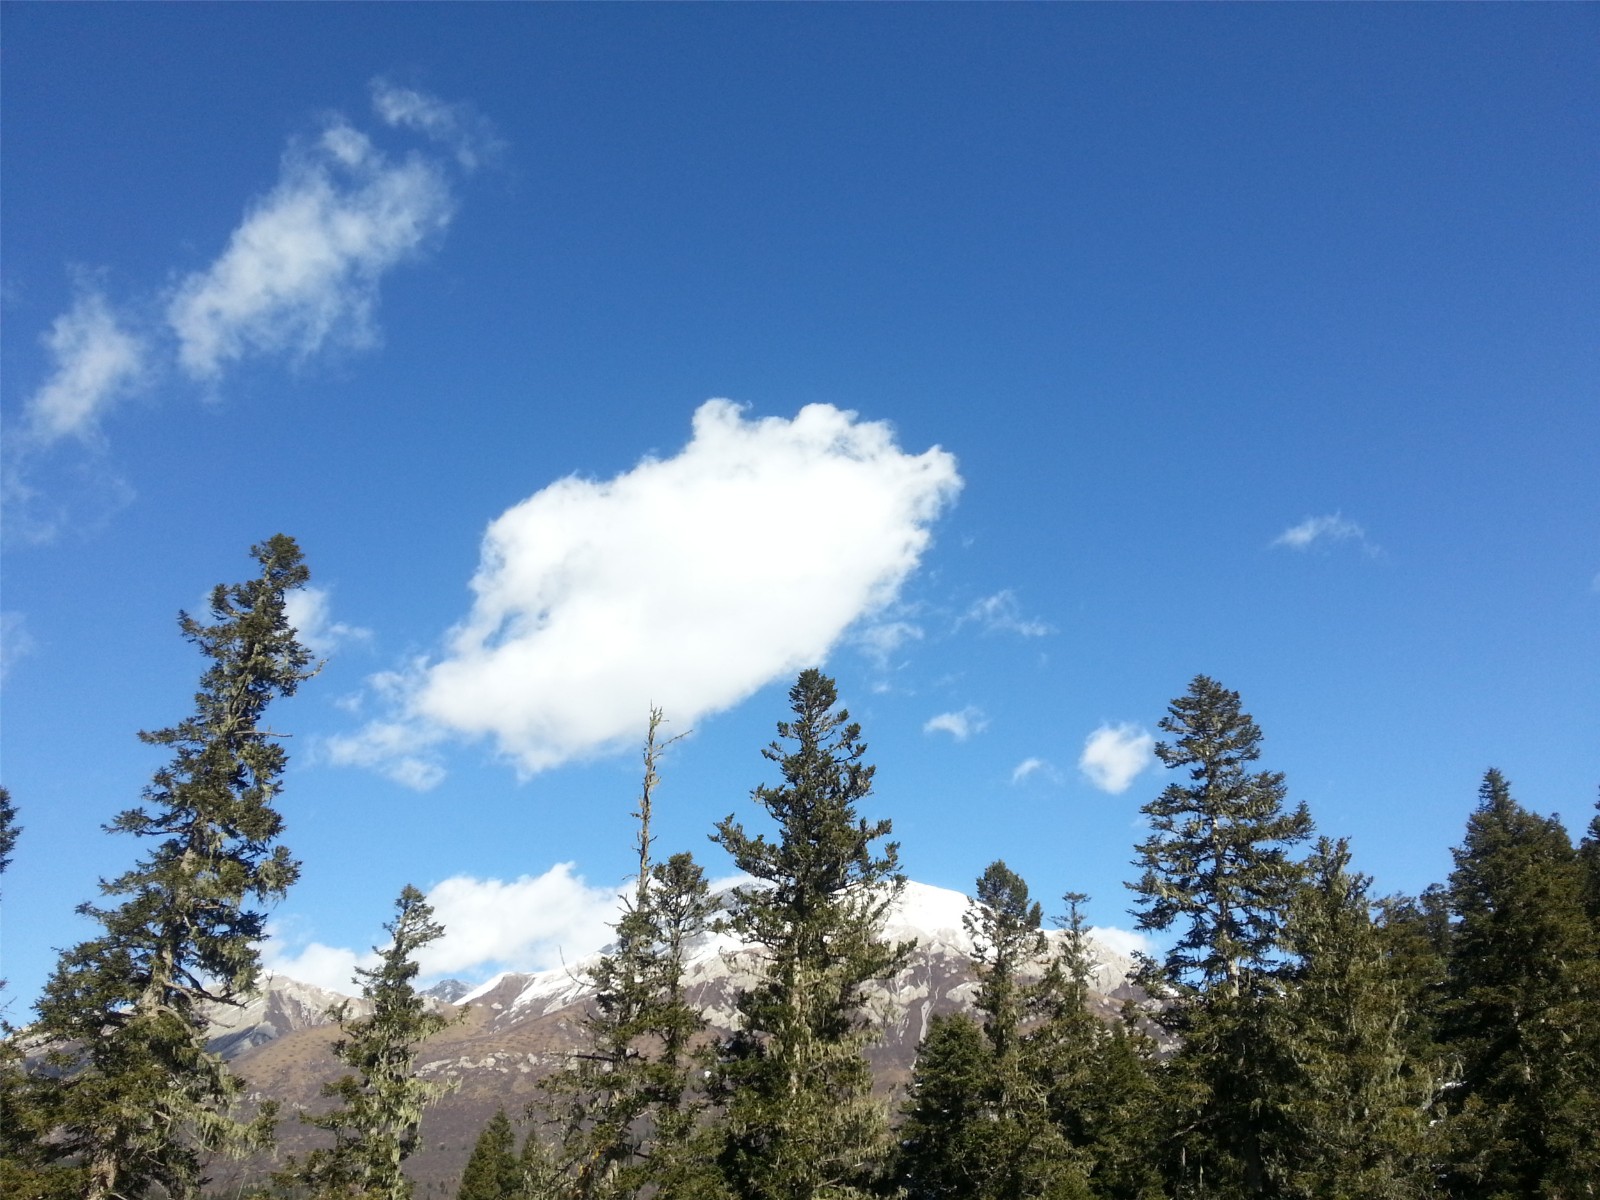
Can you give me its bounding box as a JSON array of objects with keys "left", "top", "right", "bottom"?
[
  {"left": 370, "top": 79, "right": 502, "bottom": 170},
  {"left": 1078, "top": 722, "right": 1155, "bottom": 794},
  {"left": 923, "top": 706, "right": 988, "bottom": 741},
  {"left": 284, "top": 585, "right": 371, "bottom": 656},
  {"left": 23, "top": 291, "right": 147, "bottom": 445},
  {"left": 337, "top": 400, "right": 960, "bottom": 783},
  {"left": 1011, "top": 756, "right": 1063, "bottom": 785},
  {"left": 167, "top": 121, "right": 455, "bottom": 380},
  {"left": 1089, "top": 925, "right": 1154, "bottom": 961},
  {"left": 262, "top": 863, "right": 620, "bottom": 993},
  {"left": 262, "top": 939, "right": 375, "bottom": 997},
  {"left": 1272, "top": 512, "right": 1376, "bottom": 554},
  {"left": 961, "top": 589, "right": 1053, "bottom": 637},
  {"left": 418, "top": 866, "right": 619, "bottom": 977}
]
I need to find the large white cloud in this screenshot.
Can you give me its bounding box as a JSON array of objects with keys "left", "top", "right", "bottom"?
[
  {"left": 1078, "top": 722, "right": 1155, "bottom": 794},
  {"left": 166, "top": 119, "right": 455, "bottom": 380},
  {"left": 335, "top": 401, "right": 960, "bottom": 783}
]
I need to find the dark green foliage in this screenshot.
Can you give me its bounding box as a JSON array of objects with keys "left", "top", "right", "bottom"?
[
  {"left": 291, "top": 886, "right": 459, "bottom": 1200},
  {"left": 28, "top": 535, "right": 315, "bottom": 1200},
  {"left": 1436, "top": 770, "right": 1600, "bottom": 1198},
  {"left": 895, "top": 1013, "right": 994, "bottom": 1200},
  {"left": 711, "top": 669, "right": 910, "bottom": 1200},
  {"left": 1578, "top": 791, "right": 1600, "bottom": 927},
  {"left": 1130, "top": 675, "right": 1314, "bottom": 998},
  {"left": 1263, "top": 838, "right": 1435, "bottom": 1198},
  {"left": 458, "top": 1110, "right": 521, "bottom": 1200},
  {"left": 1126, "top": 676, "right": 1313, "bottom": 1198},
  {"left": 0, "top": 785, "right": 17, "bottom": 893}
]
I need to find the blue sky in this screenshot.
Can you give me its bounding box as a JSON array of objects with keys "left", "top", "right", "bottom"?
[{"left": 3, "top": 5, "right": 1596, "bottom": 1003}]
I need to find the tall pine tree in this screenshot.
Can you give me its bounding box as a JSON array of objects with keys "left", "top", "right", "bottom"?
[
  {"left": 1126, "top": 675, "right": 1313, "bottom": 1198},
  {"left": 540, "top": 711, "right": 717, "bottom": 1200},
  {"left": 292, "top": 886, "right": 458, "bottom": 1200},
  {"left": 31, "top": 535, "right": 315, "bottom": 1200},
  {"left": 1436, "top": 769, "right": 1600, "bottom": 1198},
  {"left": 711, "top": 669, "right": 910, "bottom": 1200}
]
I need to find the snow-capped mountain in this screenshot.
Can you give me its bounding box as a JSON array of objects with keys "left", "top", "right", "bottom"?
[{"left": 204, "top": 880, "right": 1143, "bottom": 1194}]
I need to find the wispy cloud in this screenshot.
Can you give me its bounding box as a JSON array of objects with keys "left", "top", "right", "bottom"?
[
  {"left": 1010, "top": 756, "right": 1063, "bottom": 785},
  {"left": 961, "top": 589, "right": 1053, "bottom": 637},
  {"left": 854, "top": 618, "right": 924, "bottom": 670},
  {"left": 21, "top": 290, "right": 147, "bottom": 446},
  {"left": 9, "top": 83, "right": 489, "bottom": 537},
  {"left": 333, "top": 401, "right": 961, "bottom": 785},
  {"left": 166, "top": 120, "right": 455, "bottom": 380},
  {"left": 924, "top": 706, "right": 988, "bottom": 741},
  {"left": 371, "top": 78, "right": 503, "bottom": 171},
  {"left": 1272, "top": 512, "right": 1377, "bottom": 555},
  {"left": 1, "top": 611, "right": 36, "bottom": 681},
  {"left": 1078, "top": 722, "right": 1155, "bottom": 794}
]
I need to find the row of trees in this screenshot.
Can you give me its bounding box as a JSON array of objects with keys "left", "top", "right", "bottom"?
[
  {"left": 0, "top": 538, "right": 466, "bottom": 1200},
  {"left": 454, "top": 675, "right": 1600, "bottom": 1200},
  {"left": 3, "top": 535, "right": 1598, "bottom": 1199}
]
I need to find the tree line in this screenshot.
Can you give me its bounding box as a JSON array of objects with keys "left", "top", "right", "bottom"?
[{"left": 2, "top": 536, "right": 1597, "bottom": 1200}]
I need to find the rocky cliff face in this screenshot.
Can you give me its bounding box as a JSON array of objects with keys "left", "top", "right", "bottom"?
[{"left": 205, "top": 881, "right": 1143, "bottom": 1194}]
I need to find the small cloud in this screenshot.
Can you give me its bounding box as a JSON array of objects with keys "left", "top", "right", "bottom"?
[
  {"left": 1272, "top": 512, "right": 1376, "bottom": 555},
  {"left": 961, "top": 590, "right": 1053, "bottom": 638},
  {"left": 1088, "top": 925, "right": 1154, "bottom": 961},
  {"left": 370, "top": 79, "right": 502, "bottom": 171},
  {"left": 1010, "top": 756, "right": 1062, "bottom": 785},
  {"left": 166, "top": 119, "right": 456, "bottom": 381},
  {"left": 262, "top": 938, "right": 375, "bottom": 996},
  {"left": 284, "top": 586, "right": 371, "bottom": 656},
  {"left": 22, "top": 290, "right": 148, "bottom": 446},
  {"left": 1, "top": 611, "right": 36, "bottom": 681},
  {"left": 924, "top": 706, "right": 988, "bottom": 742},
  {"left": 1078, "top": 722, "right": 1155, "bottom": 794},
  {"left": 854, "top": 618, "right": 923, "bottom": 670}
]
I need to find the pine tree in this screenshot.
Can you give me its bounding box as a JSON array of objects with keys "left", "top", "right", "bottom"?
[
  {"left": 1264, "top": 838, "right": 1434, "bottom": 1198},
  {"left": 1436, "top": 770, "right": 1600, "bottom": 1198},
  {"left": 293, "top": 886, "right": 459, "bottom": 1200},
  {"left": 30, "top": 535, "right": 316, "bottom": 1200},
  {"left": 458, "top": 1109, "right": 521, "bottom": 1200},
  {"left": 1126, "top": 675, "right": 1313, "bottom": 1198},
  {"left": 1578, "top": 791, "right": 1600, "bottom": 927},
  {"left": 711, "top": 669, "right": 910, "bottom": 1200},
  {"left": 894, "top": 1013, "right": 992, "bottom": 1200},
  {"left": 540, "top": 712, "right": 718, "bottom": 1200}
]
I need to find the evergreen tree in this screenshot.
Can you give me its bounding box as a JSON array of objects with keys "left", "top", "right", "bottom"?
[
  {"left": 711, "top": 669, "right": 910, "bottom": 1200},
  {"left": 29, "top": 535, "right": 316, "bottom": 1200},
  {"left": 1125, "top": 675, "right": 1313, "bottom": 1198},
  {"left": 1436, "top": 770, "right": 1600, "bottom": 1198},
  {"left": 1035, "top": 896, "right": 1160, "bottom": 1200},
  {"left": 894, "top": 1013, "right": 992, "bottom": 1200},
  {"left": 292, "top": 886, "right": 458, "bottom": 1200},
  {"left": 541, "top": 712, "right": 718, "bottom": 1200},
  {"left": 1264, "top": 838, "right": 1434, "bottom": 1198},
  {"left": 458, "top": 1110, "right": 521, "bottom": 1200},
  {"left": 1578, "top": 791, "right": 1600, "bottom": 927}
]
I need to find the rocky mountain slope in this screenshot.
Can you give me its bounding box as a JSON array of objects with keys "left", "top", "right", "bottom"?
[{"left": 205, "top": 881, "right": 1142, "bottom": 1194}]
